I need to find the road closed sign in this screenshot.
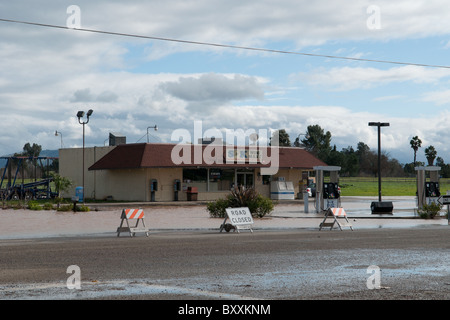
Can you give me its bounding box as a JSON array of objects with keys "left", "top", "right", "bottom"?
[{"left": 222, "top": 207, "right": 254, "bottom": 233}]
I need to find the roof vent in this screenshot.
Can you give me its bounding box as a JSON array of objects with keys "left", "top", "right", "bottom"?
[
  {"left": 198, "top": 137, "right": 223, "bottom": 145},
  {"left": 109, "top": 132, "right": 126, "bottom": 146}
]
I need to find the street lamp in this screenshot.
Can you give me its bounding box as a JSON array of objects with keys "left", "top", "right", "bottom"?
[
  {"left": 147, "top": 125, "right": 158, "bottom": 143},
  {"left": 55, "top": 130, "right": 63, "bottom": 148},
  {"left": 368, "top": 122, "right": 393, "bottom": 213},
  {"left": 77, "top": 109, "right": 93, "bottom": 204}
]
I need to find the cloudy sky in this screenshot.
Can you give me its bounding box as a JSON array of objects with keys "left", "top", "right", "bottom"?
[{"left": 2, "top": 0, "right": 450, "bottom": 164}]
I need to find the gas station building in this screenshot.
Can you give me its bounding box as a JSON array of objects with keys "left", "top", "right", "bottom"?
[{"left": 59, "top": 143, "right": 327, "bottom": 202}]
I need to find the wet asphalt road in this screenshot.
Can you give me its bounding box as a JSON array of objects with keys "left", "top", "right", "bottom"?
[{"left": 0, "top": 226, "right": 449, "bottom": 300}]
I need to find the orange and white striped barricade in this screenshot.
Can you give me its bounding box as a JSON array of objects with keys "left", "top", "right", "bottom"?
[
  {"left": 117, "top": 208, "right": 150, "bottom": 237},
  {"left": 319, "top": 207, "right": 353, "bottom": 231}
]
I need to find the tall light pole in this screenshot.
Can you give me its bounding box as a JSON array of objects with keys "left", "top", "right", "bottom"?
[
  {"left": 368, "top": 122, "right": 393, "bottom": 213},
  {"left": 55, "top": 130, "right": 63, "bottom": 148},
  {"left": 77, "top": 109, "right": 93, "bottom": 204},
  {"left": 147, "top": 125, "right": 158, "bottom": 143}
]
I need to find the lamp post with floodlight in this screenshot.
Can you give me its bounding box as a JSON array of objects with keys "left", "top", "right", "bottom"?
[
  {"left": 55, "top": 130, "right": 63, "bottom": 148},
  {"left": 368, "top": 122, "right": 393, "bottom": 213},
  {"left": 147, "top": 125, "right": 158, "bottom": 143},
  {"left": 77, "top": 109, "right": 93, "bottom": 204}
]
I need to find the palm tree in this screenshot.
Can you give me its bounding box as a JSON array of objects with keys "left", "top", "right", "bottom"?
[
  {"left": 410, "top": 136, "right": 422, "bottom": 167},
  {"left": 425, "top": 145, "right": 437, "bottom": 166}
]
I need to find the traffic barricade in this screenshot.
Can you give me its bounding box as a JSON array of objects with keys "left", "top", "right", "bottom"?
[
  {"left": 319, "top": 207, "right": 353, "bottom": 231},
  {"left": 117, "top": 208, "right": 150, "bottom": 237}
]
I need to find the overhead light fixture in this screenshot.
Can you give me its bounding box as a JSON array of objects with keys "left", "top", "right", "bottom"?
[
  {"left": 147, "top": 125, "right": 158, "bottom": 143},
  {"left": 368, "top": 122, "right": 390, "bottom": 127},
  {"left": 55, "top": 130, "right": 63, "bottom": 148}
]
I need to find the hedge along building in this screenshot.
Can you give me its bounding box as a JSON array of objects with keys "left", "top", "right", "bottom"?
[{"left": 59, "top": 142, "right": 326, "bottom": 202}]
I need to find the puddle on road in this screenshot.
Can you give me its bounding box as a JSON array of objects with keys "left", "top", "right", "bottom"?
[{"left": 0, "top": 203, "right": 448, "bottom": 240}]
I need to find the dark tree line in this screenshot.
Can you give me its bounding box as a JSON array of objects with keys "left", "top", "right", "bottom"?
[
  {"left": 325, "top": 142, "right": 405, "bottom": 177},
  {"left": 273, "top": 125, "right": 449, "bottom": 177}
]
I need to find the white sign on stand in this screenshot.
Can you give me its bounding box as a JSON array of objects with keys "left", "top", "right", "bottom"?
[{"left": 220, "top": 207, "right": 254, "bottom": 233}]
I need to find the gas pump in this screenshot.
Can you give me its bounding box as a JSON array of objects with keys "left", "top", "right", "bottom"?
[
  {"left": 323, "top": 182, "right": 340, "bottom": 200},
  {"left": 425, "top": 182, "right": 440, "bottom": 198},
  {"left": 150, "top": 179, "right": 158, "bottom": 202},
  {"left": 314, "top": 166, "right": 341, "bottom": 212},
  {"left": 174, "top": 179, "right": 181, "bottom": 201},
  {"left": 416, "top": 166, "right": 441, "bottom": 209}
]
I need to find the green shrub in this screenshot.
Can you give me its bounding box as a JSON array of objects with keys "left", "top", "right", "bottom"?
[
  {"left": 56, "top": 204, "right": 90, "bottom": 212},
  {"left": 229, "top": 187, "right": 258, "bottom": 208},
  {"left": 418, "top": 202, "right": 442, "bottom": 219},
  {"left": 56, "top": 204, "right": 72, "bottom": 212},
  {"left": 77, "top": 204, "right": 90, "bottom": 212},
  {"left": 248, "top": 194, "right": 275, "bottom": 218},
  {"left": 206, "top": 187, "right": 275, "bottom": 218},
  {"left": 27, "top": 201, "right": 42, "bottom": 211},
  {"left": 43, "top": 202, "right": 54, "bottom": 210},
  {"left": 206, "top": 198, "right": 229, "bottom": 218}
]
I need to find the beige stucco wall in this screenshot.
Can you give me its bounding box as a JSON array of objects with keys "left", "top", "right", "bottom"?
[
  {"left": 59, "top": 146, "right": 115, "bottom": 200},
  {"left": 59, "top": 147, "right": 310, "bottom": 202},
  {"left": 59, "top": 147, "right": 184, "bottom": 201},
  {"left": 97, "top": 168, "right": 148, "bottom": 201},
  {"left": 146, "top": 168, "right": 183, "bottom": 202}
]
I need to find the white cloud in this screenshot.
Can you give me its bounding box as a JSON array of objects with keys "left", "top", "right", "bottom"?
[
  {"left": 293, "top": 65, "right": 450, "bottom": 91},
  {"left": 373, "top": 95, "right": 405, "bottom": 102},
  {"left": 2, "top": 0, "right": 450, "bottom": 164},
  {"left": 422, "top": 89, "right": 450, "bottom": 106},
  {"left": 160, "top": 73, "right": 266, "bottom": 112},
  {"left": 69, "top": 88, "right": 118, "bottom": 103}
]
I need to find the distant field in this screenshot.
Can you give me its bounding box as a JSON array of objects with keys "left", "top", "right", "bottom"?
[{"left": 339, "top": 177, "right": 450, "bottom": 196}]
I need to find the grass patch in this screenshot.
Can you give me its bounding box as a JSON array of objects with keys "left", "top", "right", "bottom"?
[{"left": 339, "top": 177, "right": 450, "bottom": 196}]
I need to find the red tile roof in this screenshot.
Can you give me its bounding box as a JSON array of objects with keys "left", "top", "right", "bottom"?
[{"left": 88, "top": 143, "right": 327, "bottom": 170}]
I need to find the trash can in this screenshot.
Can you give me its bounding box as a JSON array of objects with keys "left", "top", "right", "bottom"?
[
  {"left": 75, "top": 186, "right": 83, "bottom": 203},
  {"left": 187, "top": 187, "right": 198, "bottom": 201}
]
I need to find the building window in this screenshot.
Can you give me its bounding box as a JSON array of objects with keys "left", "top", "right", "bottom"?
[
  {"left": 182, "top": 168, "right": 235, "bottom": 192},
  {"left": 183, "top": 168, "right": 207, "bottom": 183},
  {"left": 210, "top": 168, "right": 234, "bottom": 191}
]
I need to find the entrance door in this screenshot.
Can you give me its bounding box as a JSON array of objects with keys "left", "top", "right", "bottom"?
[{"left": 237, "top": 172, "right": 254, "bottom": 188}]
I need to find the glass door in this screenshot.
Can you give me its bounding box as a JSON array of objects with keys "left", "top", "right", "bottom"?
[{"left": 237, "top": 172, "right": 254, "bottom": 188}]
